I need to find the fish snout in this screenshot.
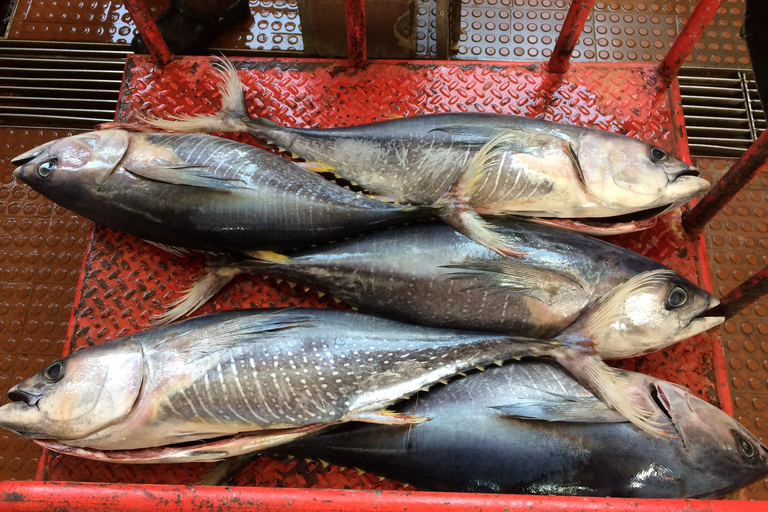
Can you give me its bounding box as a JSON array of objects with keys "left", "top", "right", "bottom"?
[
  {"left": 666, "top": 167, "right": 700, "bottom": 182},
  {"left": 8, "top": 386, "right": 42, "bottom": 407}
]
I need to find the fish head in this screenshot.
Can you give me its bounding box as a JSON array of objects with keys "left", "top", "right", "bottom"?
[
  {"left": 0, "top": 339, "right": 143, "bottom": 442},
  {"left": 11, "top": 130, "right": 131, "bottom": 206},
  {"left": 584, "top": 270, "right": 723, "bottom": 359},
  {"left": 578, "top": 131, "right": 709, "bottom": 218},
  {"left": 645, "top": 375, "right": 768, "bottom": 497}
]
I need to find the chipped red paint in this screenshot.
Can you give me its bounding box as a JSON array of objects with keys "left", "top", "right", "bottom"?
[
  {"left": 547, "top": 0, "right": 596, "bottom": 74},
  {"left": 684, "top": 129, "right": 768, "bottom": 235},
  {"left": 124, "top": 0, "right": 175, "bottom": 65},
  {"left": 344, "top": 0, "right": 366, "bottom": 68},
  {"left": 1, "top": 481, "right": 767, "bottom": 512},
  {"left": 659, "top": 0, "right": 723, "bottom": 77}
]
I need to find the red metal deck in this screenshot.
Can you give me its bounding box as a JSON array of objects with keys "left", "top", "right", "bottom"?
[{"left": 15, "top": 55, "right": 730, "bottom": 502}]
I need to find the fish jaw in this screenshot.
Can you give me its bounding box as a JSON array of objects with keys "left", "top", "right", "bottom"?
[
  {"left": 528, "top": 217, "right": 657, "bottom": 235},
  {"left": 659, "top": 174, "right": 711, "bottom": 211},
  {"left": 35, "top": 423, "right": 328, "bottom": 464}
]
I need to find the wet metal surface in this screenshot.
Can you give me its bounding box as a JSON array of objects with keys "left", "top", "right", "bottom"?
[
  {"left": 698, "top": 158, "right": 768, "bottom": 499},
  {"left": 0, "top": 128, "right": 91, "bottom": 481}
]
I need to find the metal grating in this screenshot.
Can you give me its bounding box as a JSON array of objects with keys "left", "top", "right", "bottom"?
[
  {"left": 0, "top": 40, "right": 126, "bottom": 129},
  {"left": 0, "top": 41, "right": 765, "bottom": 162},
  {"left": 680, "top": 67, "right": 766, "bottom": 158}
]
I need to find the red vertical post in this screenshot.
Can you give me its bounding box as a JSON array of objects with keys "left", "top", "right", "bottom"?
[
  {"left": 125, "top": 0, "right": 174, "bottom": 65},
  {"left": 659, "top": 0, "right": 722, "bottom": 77},
  {"left": 547, "top": 0, "right": 596, "bottom": 74},
  {"left": 345, "top": 0, "right": 367, "bottom": 68},
  {"left": 683, "top": 129, "right": 768, "bottom": 234},
  {"left": 716, "top": 264, "right": 768, "bottom": 320}
]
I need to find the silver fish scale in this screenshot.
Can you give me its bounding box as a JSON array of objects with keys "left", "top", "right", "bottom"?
[
  {"left": 157, "top": 337, "right": 486, "bottom": 429},
  {"left": 145, "top": 133, "right": 378, "bottom": 205}
]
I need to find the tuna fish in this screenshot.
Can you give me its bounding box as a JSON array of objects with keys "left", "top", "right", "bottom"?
[
  {"left": 168, "top": 220, "right": 723, "bottom": 360},
  {"left": 146, "top": 58, "right": 710, "bottom": 235},
  {"left": 276, "top": 360, "right": 768, "bottom": 499},
  {"left": 155, "top": 221, "right": 722, "bottom": 437},
  {"left": 0, "top": 308, "right": 585, "bottom": 464},
  {"left": 10, "top": 129, "right": 512, "bottom": 256}
]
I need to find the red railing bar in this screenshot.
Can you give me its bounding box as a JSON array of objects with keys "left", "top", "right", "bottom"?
[
  {"left": 547, "top": 0, "right": 596, "bottom": 74},
  {"left": 714, "top": 263, "right": 768, "bottom": 320},
  {"left": 683, "top": 129, "right": 768, "bottom": 234},
  {"left": 124, "top": 0, "right": 174, "bottom": 65},
  {"left": 659, "top": 0, "right": 722, "bottom": 77},
  {"left": 344, "top": 0, "right": 367, "bottom": 68},
  {"left": 1, "top": 481, "right": 766, "bottom": 512}
]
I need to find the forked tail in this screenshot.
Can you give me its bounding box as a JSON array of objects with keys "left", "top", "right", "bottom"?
[
  {"left": 153, "top": 252, "right": 290, "bottom": 325},
  {"left": 141, "top": 57, "right": 276, "bottom": 136}
]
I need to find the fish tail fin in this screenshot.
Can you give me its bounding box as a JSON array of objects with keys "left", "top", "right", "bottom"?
[
  {"left": 197, "top": 453, "right": 261, "bottom": 486},
  {"left": 433, "top": 133, "right": 530, "bottom": 258},
  {"left": 153, "top": 265, "right": 247, "bottom": 325},
  {"left": 552, "top": 347, "right": 676, "bottom": 438},
  {"left": 140, "top": 56, "right": 276, "bottom": 135},
  {"left": 153, "top": 251, "right": 294, "bottom": 325}
]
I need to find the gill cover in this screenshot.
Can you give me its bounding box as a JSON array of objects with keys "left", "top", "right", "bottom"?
[
  {"left": 578, "top": 131, "right": 708, "bottom": 211},
  {"left": 562, "top": 270, "right": 722, "bottom": 359},
  {"left": 13, "top": 130, "right": 130, "bottom": 186},
  {"left": 0, "top": 339, "right": 144, "bottom": 441}
]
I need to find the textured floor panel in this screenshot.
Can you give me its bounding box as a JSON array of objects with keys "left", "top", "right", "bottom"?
[
  {"left": 696, "top": 157, "right": 768, "bottom": 500},
  {"left": 5, "top": 0, "right": 303, "bottom": 52},
  {"left": 3, "top": 0, "right": 751, "bottom": 68},
  {"left": 0, "top": 128, "right": 91, "bottom": 481}
]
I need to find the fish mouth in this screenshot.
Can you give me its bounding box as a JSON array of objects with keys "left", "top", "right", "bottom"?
[
  {"left": 540, "top": 204, "right": 673, "bottom": 228},
  {"left": 7, "top": 387, "right": 42, "bottom": 408},
  {"left": 675, "top": 297, "right": 725, "bottom": 342},
  {"left": 668, "top": 167, "right": 701, "bottom": 181},
  {"left": 11, "top": 140, "right": 55, "bottom": 166}
]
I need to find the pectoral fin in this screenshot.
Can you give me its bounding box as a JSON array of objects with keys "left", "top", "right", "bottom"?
[
  {"left": 441, "top": 260, "right": 584, "bottom": 305},
  {"left": 124, "top": 163, "right": 248, "bottom": 190},
  {"left": 551, "top": 348, "right": 677, "bottom": 438},
  {"left": 155, "top": 309, "right": 316, "bottom": 360},
  {"left": 492, "top": 399, "right": 627, "bottom": 423},
  {"left": 428, "top": 125, "right": 569, "bottom": 157},
  {"left": 349, "top": 410, "right": 431, "bottom": 425}
]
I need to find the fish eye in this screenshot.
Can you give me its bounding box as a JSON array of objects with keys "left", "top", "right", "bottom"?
[
  {"left": 667, "top": 287, "right": 688, "bottom": 308},
  {"left": 650, "top": 147, "right": 668, "bottom": 163},
  {"left": 43, "top": 361, "right": 64, "bottom": 382},
  {"left": 38, "top": 159, "right": 57, "bottom": 178},
  {"left": 735, "top": 433, "right": 756, "bottom": 459}
]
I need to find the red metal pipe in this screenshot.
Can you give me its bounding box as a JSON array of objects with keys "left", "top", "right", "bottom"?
[
  {"left": 683, "top": 128, "right": 768, "bottom": 234},
  {"left": 344, "top": 0, "right": 366, "bottom": 68},
  {"left": 659, "top": 0, "right": 722, "bottom": 77},
  {"left": 1, "top": 481, "right": 767, "bottom": 512},
  {"left": 547, "top": 0, "right": 596, "bottom": 74},
  {"left": 125, "top": 0, "right": 175, "bottom": 65},
  {"left": 715, "top": 263, "right": 768, "bottom": 320}
]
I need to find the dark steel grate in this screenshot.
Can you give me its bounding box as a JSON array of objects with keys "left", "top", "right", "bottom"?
[
  {"left": 679, "top": 67, "right": 765, "bottom": 158},
  {"left": 0, "top": 40, "right": 763, "bottom": 161},
  {"left": 0, "top": 40, "right": 127, "bottom": 129}
]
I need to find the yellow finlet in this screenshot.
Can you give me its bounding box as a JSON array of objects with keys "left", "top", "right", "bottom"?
[{"left": 248, "top": 250, "right": 291, "bottom": 264}]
